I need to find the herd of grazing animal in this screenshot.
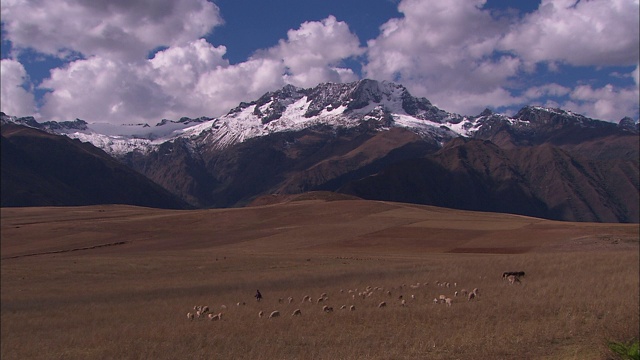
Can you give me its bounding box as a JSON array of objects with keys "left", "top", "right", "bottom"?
[{"left": 185, "top": 271, "right": 525, "bottom": 323}]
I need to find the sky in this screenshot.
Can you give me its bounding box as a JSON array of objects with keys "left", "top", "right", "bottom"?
[{"left": 1, "top": 0, "right": 638, "bottom": 126}]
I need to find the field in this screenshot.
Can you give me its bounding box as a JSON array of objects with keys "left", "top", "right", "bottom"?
[{"left": 2, "top": 198, "right": 639, "bottom": 359}]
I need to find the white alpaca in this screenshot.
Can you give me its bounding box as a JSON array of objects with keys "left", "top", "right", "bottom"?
[
  {"left": 269, "top": 310, "right": 280, "bottom": 319},
  {"left": 187, "top": 312, "right": 194, "bottom": 320},
  {"left": 378, "top": 301, "right": 387, "bottom": 308},
  {"left": 507, "top": 275, "right": 521, "bottom": 285},
  {"left": 291, "top": 309, "right": 302, "bottom": 316}
]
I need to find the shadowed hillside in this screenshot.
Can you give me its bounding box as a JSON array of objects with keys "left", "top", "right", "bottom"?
[
  {"left": 1, "top": 124, "right": 188, "bottom": 209},
  {"left": 339, "top": 138, "right": 639, "bottom": 223}
]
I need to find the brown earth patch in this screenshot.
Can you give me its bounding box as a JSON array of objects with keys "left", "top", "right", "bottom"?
[{"left": 447, "top": 247, "right": 533, "bottom": 254}]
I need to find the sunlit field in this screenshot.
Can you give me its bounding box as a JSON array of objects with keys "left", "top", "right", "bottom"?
[{"left": 2, "top": 200, "right": 638, "bottom": 359}]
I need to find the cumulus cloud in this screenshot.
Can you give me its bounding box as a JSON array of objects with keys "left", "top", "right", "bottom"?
[
  {"left": 562, "top": 83, "right": 639, "bottom": 122},
  {"left": 267, "top": 15, "right": 364, "bottom": 87},
  {"left": 364, "top": 0, "right": 522, "bottom": 115},
  {"left": 500, "top": 0, "right": 639, "bottom": 66},
  {"left": 0, "top": 59, "right": 36, "bottom": 117},
  {"left": 1, "top": 0, "right": 222, "bottom": 61},
  {"left": 2, "top": 0, "right": 637, "bottom": 124},
  {"left": 39, "top": 57, "right": 171, "bottom": 123},
  {"left": 32, "top": 16, "right": 364, "bottom": 124},
  {"left": 364, "top": 0, "right": 639, "bottom": 120}
]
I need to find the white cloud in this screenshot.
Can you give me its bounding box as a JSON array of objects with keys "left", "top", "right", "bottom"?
[
  {"left": 36, "top": 44, "right": 285, "bottom": 124},
  {"left": 29, "top": 16, "right": 366, "bottom": 124},
  {"left": 3, "top": 1, "right": 637, "bottom": 124},
  {"left": 39, "top": 57, "right": 171, "bottom": 123},
  {"left": 0, "top": 59, "right": 37, "bottom": 117},
  {"left": 0, "top": 0, "right": 222, "bottom": 61},
  {"left": 522, "top": 84, "right": 571, "bottom": 101},
  {"left": 364, "top": 0, "right": 521, "bottom": 115},
  {"left": 267, "top": 15, "right": 364, "bottom": 88},
  {"left": 364, "top": 0, "right": 639, "bottom": 119},
  {"left": 562, "top": 83, "right": 639, "bottom": 122},
  {"left": 500, "top": 0, "right": 640, "bottom": 66}
]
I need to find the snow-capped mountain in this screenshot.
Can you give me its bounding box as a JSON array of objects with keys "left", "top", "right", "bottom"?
[
  {"left": 2, "top": 79, "right": 637, "bottom": 157},
  {"left": 2, "top": 79, "right": 638, "bottom": 222}
]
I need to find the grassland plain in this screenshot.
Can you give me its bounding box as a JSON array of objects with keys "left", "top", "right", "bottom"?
[{"left": 1, "top": 199, "right": 639, "bottom": 359}]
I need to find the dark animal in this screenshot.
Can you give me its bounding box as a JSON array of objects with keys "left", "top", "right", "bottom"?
[{"left": 502, "top": 271, "right": 525, "bottom": 278}]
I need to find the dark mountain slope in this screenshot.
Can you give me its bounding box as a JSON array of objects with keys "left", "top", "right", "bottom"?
[
  {"left": 339, "top": 138, "right": 639, "bottom": 223},
  {"left": 1, "top": 124, "right": 188, "bottom": 208},
  {"left": 124, "top": 124, "right": 439, "bottom": 208}
]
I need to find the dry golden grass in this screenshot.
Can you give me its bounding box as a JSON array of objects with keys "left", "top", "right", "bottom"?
[{"left": 2, "top": 200, "right": 639, "bottom": 359}]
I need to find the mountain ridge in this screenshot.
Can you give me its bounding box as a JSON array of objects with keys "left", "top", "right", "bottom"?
[{"left": 2, "top": 79, "right": 638, "bottom": 222}]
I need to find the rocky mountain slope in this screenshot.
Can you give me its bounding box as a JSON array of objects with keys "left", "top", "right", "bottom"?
[
  {"left": 1, "top": 79, "right": 637, "bottom": 222},
  {"left": 1, "top": 124, "right": 189, "bottom": 208}
]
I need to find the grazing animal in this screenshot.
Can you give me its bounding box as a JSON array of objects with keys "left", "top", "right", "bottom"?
[
  {"left": 302, "top": 295, "right": 311, "bottom": 303},
  {"left": 349, "top": 305, "right": 356, "bottom": 311},
  {"left": 445, "top": 298, "right": 453, "bottom": 307},
  {"left": 269, "top": 311, "right": 280, "bottom": 319},
  {"left": 288, "top": 297, "right": 294, "bottom": 304},
  {"left": 340, "top": 305, "right": 347, "bottom": 310},
  {"left": 208, "top": 312, "right": 222, "bottom": 321},
  {"left": 322, "top": 305, "right": 334, "bottom": 313},
  {"left": 438, "top": 295, "right": 447, "bottom": 303},
  {"left": 292, "top": 309, "right": 302, "bottom": 316},
  {"left": 187, "top": 312, "right": 194, "bottom": 320},
  {"left": 454, "top": 291, "right": 458, "bottom": 297},
  {"left": 433, "top": 298, "right": 439, "bottom": 304},
  {"left": 507, "top": 275, "right": 521, "bottom": 285},
  {"left": 378, "top": 301, "right": 387, "bottom": 308},
  {"left": 258, "top": 311, "right": 264, "bottom": 318},
  {"left": 503, "top": 271, "right": 526, "bottom": 279},
  {"left": 468, "top": 291, "right": 477, "bottom": 301},
  {"left": 201, "top": 306, "right": 209, "bottom": 314}
]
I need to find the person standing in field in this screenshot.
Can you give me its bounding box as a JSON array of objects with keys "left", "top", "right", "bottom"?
[{"left": 255, "top": 289, "right": 262, "bottom": 302}]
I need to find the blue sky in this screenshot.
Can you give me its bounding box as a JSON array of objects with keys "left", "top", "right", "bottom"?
[{"left": 1, "top": 0, "right": 638, "bottom": 125}]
